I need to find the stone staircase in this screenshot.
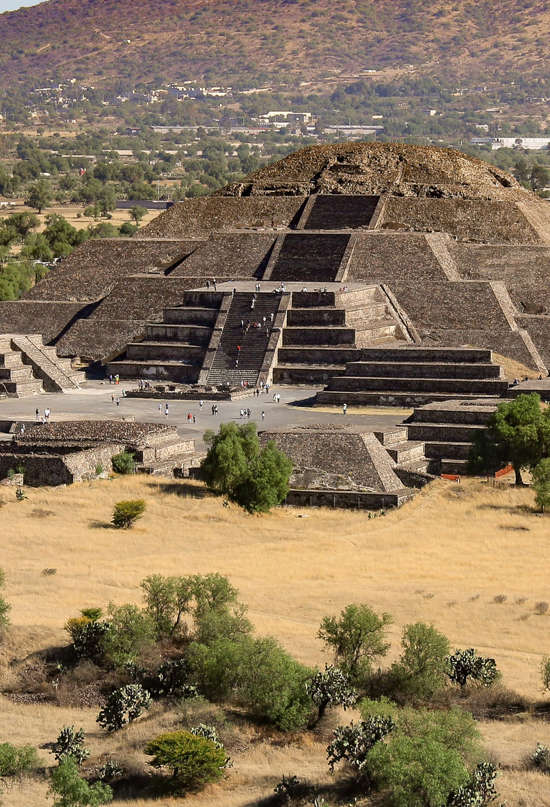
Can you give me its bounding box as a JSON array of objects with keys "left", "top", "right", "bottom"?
[
  {"left": 132, "top": 430, "right": 201, "bottom": 476},
  {"left": 375, "top": 426, "right": 429, "bottom": 476},
  {"left": 107, "top": 291, "right": 222, "bottom": 382},
  {"left": 301, "top": 195, "right": 380, "bottom": 230},
  {"left": 0, "top": 334, "right": 83, "bottom": 397},
  {"left": 404, "top": 399, "right": 499, "bottom": 475},
  {"left": 274, "top": 287, "right": 404, "bottom": 385},
  {"left": 316, "top": 347, "right": 509, "bottom": 406},
  {"left": 269, "top": 233, "right": 350, "bottom": 283},
  {"left": 206, "top": 292, "right": 282, "bottom": 387},
  {"left": 10, "top": 334, "right": 83, "bottom": 392}
]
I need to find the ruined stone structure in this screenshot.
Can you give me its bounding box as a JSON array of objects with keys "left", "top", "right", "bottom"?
[{"left": 1, "top": 142, "right": 548, "bottom": 400}]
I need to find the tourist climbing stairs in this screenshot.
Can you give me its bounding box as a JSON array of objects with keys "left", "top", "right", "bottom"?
[
  {"left": 274, "top": 286, "right": 404, "bottom": 385},
  {"left": 207, "top": 292, "right": 282, "bottom": 387}
]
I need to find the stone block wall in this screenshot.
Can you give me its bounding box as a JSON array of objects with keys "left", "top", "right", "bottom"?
[
  {"left": 0, "top": 301, "right": 87, "bottom": 343},
  {"left": 346, "top": 232, "right": 449, "bottom": 282},
  {"left": 170, "top": 233, "right": 277, "bottom": 279}
]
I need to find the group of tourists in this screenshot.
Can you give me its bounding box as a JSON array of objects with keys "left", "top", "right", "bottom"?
[
  {"left": 108, "top": 374, "right": 120, "bottom": 385},
  {"left": 34, "top": 407, "right": 51, "bottom": 423}
]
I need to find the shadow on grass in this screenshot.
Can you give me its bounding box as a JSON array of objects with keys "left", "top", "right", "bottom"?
[
  {"left": 477, "top": 503, "right": 535, "bottom": 515},
  {"left": 89, "top": 519, "right": 115, "bottom": 529},
  {"left": 147, "top": 481, "right": 215, "bottom": 500}
]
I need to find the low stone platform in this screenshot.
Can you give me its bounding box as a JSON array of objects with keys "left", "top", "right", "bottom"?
[{"left": 507, "top": 378, "right": 550, "bottom": 401}]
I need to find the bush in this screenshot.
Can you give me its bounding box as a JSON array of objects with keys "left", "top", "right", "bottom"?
[
  {"left": 530, "top": 742, "right": 550, "bottom": 772},
  {"left": 111, "top": 499, "right": 145, "bottom": 529},
  {"left": 146, "top": 658, "right": 198, "bottom": 699},
  {"left": 366, "top": 708, "right": 484, "bottom": 807},
  {"left": 306, "top": 664, "right": 358, "bottom": 722},
  {"left": 318, "top": 603, "right": 392, "bottom": 684},
  {"left": 49, "top": 757, "right": 112, "bottom": 807},
  {"left": 201, "top": 423, "right": 292, "bottom": 512},
  {"left": 144, "top": 730, "right": 227, "bottom": 790},
  {"left": 66, "top": 617, "right": 109, "bottom": 663},
  {"left": 391, "top": 622, "right": 451, "bottom": 700},
  {"left": 533, "top": 457, "right": 550, "bottom": 512},
  {"left": 97, "top": 684, "right": 152, "bottom": 732},
  {"left": 0, "top": 742, "right": 38, "bottom": 776},
  {"left": 188, "top": 635, "right": 315, "bottom": 731},
  {"left": 111, "top": 451, "right": 135, "bottom": 475},
  {"left": 0, "top": 567, "right": 11, "bottom": 629},
  {"left": 101, "top": 603, "right": 155, "bottom": 668},
  {"left": 447, "top": 649, "right": 499, "bottom": 688},
  {"left": 51, "top": 726, "right": 90, "bottom": 765},
  {"left": 447, "top": 762, "right": 499, "bottom": 806}
]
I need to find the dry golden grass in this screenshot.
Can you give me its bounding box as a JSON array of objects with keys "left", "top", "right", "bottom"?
[
  {"left": 0, "top": 203, "right": 159, "bottom": 233},
  {"left": 493, "top": 353, "right": 541, "bottom": 382},
  {"left": 2, "top": 475, "right": 550, "bottom": 805}
]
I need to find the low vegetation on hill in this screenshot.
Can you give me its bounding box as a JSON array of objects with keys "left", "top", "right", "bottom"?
[{"left": 1, "top": 473, "right": 550, "bottom": 805}]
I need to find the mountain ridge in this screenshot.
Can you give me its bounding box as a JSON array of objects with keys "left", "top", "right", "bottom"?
[{"left": 0, "top": 0, "right": 549, "bottom": 91}]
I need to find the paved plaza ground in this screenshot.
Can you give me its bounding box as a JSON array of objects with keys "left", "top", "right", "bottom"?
[{"left": 0, "top": 382, "right": 410, "bottom": 449}]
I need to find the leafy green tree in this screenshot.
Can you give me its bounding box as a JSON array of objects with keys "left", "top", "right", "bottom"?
[
  {"left": 318, "top": 604, "right": 392, "bottom": 683},
  {"left": 97, "top": 684, "right": 151, "bottom": 732},
  {"left": 532, "top": 458, "right": 550, "bottom": 512},
  {"left": 447, "top": 649, "right": 499, "bottom": 688},
  {"left": 21, "top": 232, "right": 55, "bottom": 262},
  {"left": 25, "top": 179, "right": 53, "bottom": 213},
  {"left": 144, "top": 731, "right": 227, "bottom": 790},
  {"left": 327, "top": 716, "right": 395, "bottom": 779},
  {"left": 306, "top": 664, "right": 358, "bottom": 722},
  {"left": 111, "top": 499, "right": 145, "bottom": 529},
  {"left": 391, "top": 622, "right": 450, "bottom": 700},
  {"left": 49, "top": 757, "right": 112, "bottom": 807},
  {"left": 201, "top": 423, "right": 292, "bottom": 512},
  {"left": 129, "top": 205, "right": 147, "bottom": 224},
  {"left": 0, "top": 568, "right": 10, "bottom": 629},
  {"left": 469, "top": 394, "right": 550, "bottom": 484},
  {"left": 7, "top": 212, "right": 39, "bottom": 237}
]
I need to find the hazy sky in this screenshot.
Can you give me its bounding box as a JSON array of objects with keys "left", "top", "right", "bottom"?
[{"left": 0, "top": 0, "right": 43, "bottom": 12}]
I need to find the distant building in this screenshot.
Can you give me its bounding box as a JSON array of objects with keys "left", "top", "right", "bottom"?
[
  {"left": 323, "top": 125, "right": 384, "bottom": 137},
  {"left": 471, "top": 136, "right": 550, "bottom": 151}
]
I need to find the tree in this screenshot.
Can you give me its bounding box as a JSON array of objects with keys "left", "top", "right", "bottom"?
[
  {"left": 49, "top": 757, "right": 112, "bottom": 807},
  {"left": 468, "top": 394, "right": 550, "bottom": 485},
  {"left": 97, "top": 684, "right": 151, "bottom": 732},
  {"left": 0, "top": 742, "right": 38, "bottom": 776},
  {"left": 447, "top": 649, "right": 499, "bottom": 688},
  {"left": 7, "top": 212, "right": 39, "bottom": 237},
  {"left": 144, "top": 731, "right": 227, "bottom": 790},
  {"left": 111, "top": 499, "right": 145, "bottom": 529},
  {"left": 306, "top": 664, "right": 358, "bottom": 722},
  {"left": 129, "top": 205, "right": 147, "bottom": 224},
  {"left": 25, "top": 179, "right": 53, "bottom": 213},
  {"left": 392, "top": 622, "right": 450, "bottom": 700},
  {"left": 0, "top": 568, "right": 10, "bottom": 630},
  {"left": 532, "top": 458, "right": 550, "bottom": 512},
  {"left": 318, "top": 604, "right": 392, "bottom": 683},
  {"left": 201, "top": 423, "right": 292, "bottom": 512}
]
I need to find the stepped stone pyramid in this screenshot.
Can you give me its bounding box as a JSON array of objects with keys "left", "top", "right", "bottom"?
[{"left": 2, "top": 141, "right": 550, "bottom": 397}]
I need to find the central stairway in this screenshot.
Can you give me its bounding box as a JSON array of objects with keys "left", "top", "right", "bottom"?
[
  {"left": 206, "top": 292, "right": 283, "bottom": 387},
  {"left": 274, "top": 287, "right": 405, "bottom": 385},
  {"left": 316, "top": 347, "right": 509, "bottom": 407}
]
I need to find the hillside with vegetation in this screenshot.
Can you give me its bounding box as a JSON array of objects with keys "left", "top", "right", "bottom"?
[{"left": 0, "top": 0, "right": 549, "bottom": 92}]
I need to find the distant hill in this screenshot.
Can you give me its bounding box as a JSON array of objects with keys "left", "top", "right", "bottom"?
[{"left": 0, "top": 0, "right": 549, "bottom": 92}]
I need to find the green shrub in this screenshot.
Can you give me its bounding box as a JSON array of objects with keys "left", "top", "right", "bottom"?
[
  {"left": 447, "top": 648, "right": 499, "bottom": 688},
  {"left": 327, "top": 716, "right": 395, "bottom": 779},
  {"left": 188, "top": 635, "right": 315, "bottom": 731},
  {"left": 51, "top": 726, "right": 90, "bottom": 765},
  {"left": 144, "top": 730, "right": 227, "bottom": 790},
  {"left": 97, "top": 684, "right": 152, "bottom": 732},
  {"left": 0, "top": 567, "right": 10, "bottom": 630},
  {"left": 111, "top": 451, "right": 135, "bottom": 475},
  {"left": 65, "top": 617, "right": 109, "bottom": 663},
  {"left": 111, "top": 499, "right": 145, "bottom": 529},
  {"left": 530, "top": 742, "right": 550, "bottom": 772},
  {"left": 391, "top": 622, "right": 450, "bottom": 700},
  {"left": 49, "top": 757, "right": 113, "bottom": 807},
  {"left": 447, "top": 762, "right": 499, "bottom": 807},
  {"left": 0, "top": 742, "right": 38, "bottom": 776},
  {"left": 101, "top": 603, "right": 155, "bottom": 668},
  {"left": 318, "top": 603, "right": 392, "bottom": 683},
  {"left": 542, "top": 656, "right": 550, "bottom": 691},
  {"left": 533, "top": 458, "right": 550, "bottom": 512}
]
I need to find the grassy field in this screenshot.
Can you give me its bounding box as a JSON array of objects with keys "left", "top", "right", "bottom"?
[
  {"left": 0, "top": 202, "right": 160, "bottom": 233},
  {"left": 1, "top": 475, "right": 550, "bottom": 805}
]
